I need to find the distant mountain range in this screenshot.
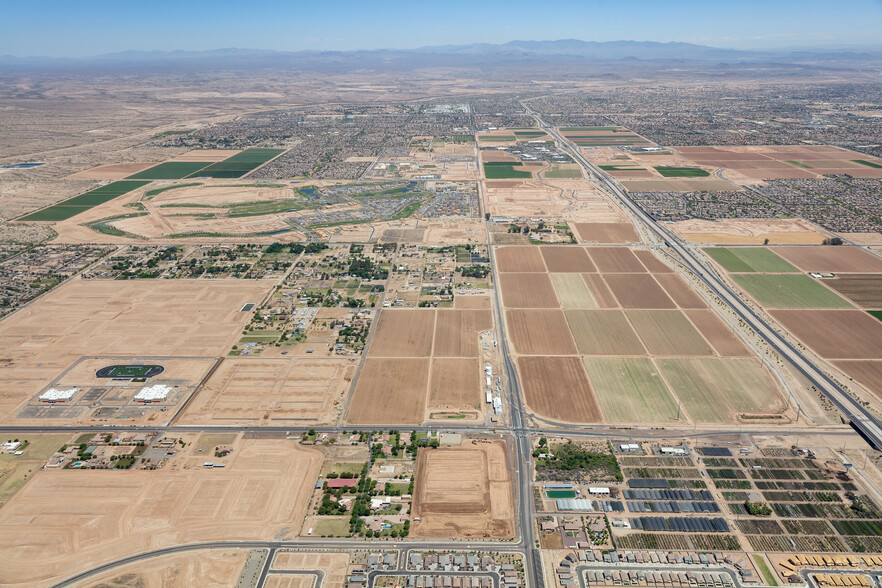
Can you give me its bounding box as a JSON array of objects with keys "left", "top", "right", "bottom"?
[{"left": 2, "top": 40, "right": 880, "bottom": 71}]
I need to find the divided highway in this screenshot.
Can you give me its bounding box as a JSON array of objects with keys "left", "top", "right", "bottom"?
[{"left": 523, "top": 103, "right": 882, "bottom": 451}]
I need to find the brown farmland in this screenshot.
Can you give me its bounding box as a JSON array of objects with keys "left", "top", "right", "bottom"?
[
  {"left": 540, "top": 246, "right": 596, "bottom": 272},
  {"left": 433, "top": 309, "right": 492, "bottom": 357},
  {"left": 833, "top": 361, "right": 882, "bottom": 401},
  {"left": 495, "top": 246, "right": 547, "bottom": 272},
  {"left": 655, "top": 273, "right": 707, "bottom": 309},
  {"left": 410, "top": 439, "right": 514, "bottom": 539},
  {"left": 634, "top": 250, "right": 675, "bottom": 273},
  {"left": 770, "top": 310, "right": 882, "bottom": 360},
  {"left": 823, "top": 275, "right": 882, "bottom": 308},
  {"left": 429, "top": 358, "right": 481, "bottom": 409},
  {"left": 683, "top": 310, "right": 751, "bottom": 357},
  {"left": 574, "top": 222, "right": 640, "bottom": 244},
  {"left": 564, "top": 310, "right": 645, "bottom": 355},
  {"left": 499, "top": 273, "right": 559, "bottom": 308},
  {"left": 367, "top": 309, "right": 435, "bottom": 357},
  {"left": 517, "top": 356, "right": 602, "bottom": 422},
  {"left": 582, "top": 273, "right": 619, "bottom": 307},
  {"left": 627, "top": 310, "right": 714, "bottom": 356},
  {"left": 772, "top": 246, "right": 882, "bottom": 273},
  {"left": 455, "top": 295, "right": 492, "bottom": 309},
  {"left": 604, "top": 274, "right": 677, "bottom": 309},
  {"left": 506, "top": 310, "right": 578, "bottom": 355},
  {"left": 346, "top": 358, "right": 430, "bottom": 424},
  {"left": 587, "top": 247, "right": 646, "bottom": 272}
]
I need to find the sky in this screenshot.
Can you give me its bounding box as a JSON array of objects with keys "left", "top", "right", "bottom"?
[{"left": 2, "top": 0, "right": 881, "bottom": 57}]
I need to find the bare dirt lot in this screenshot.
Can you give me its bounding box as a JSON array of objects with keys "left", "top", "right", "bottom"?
[
  {"left": 410, "top": 439, "right": 514, "bottom": 539},
  {"left": 68, "top": 162, "right": 159, "bottom": 180},
  {"left": 495, "top": 246, "right": 547, "bottom": 272},
  {"left": 177, "top": 357, "right": 355, "bottom": 426},
  {"left": 621, "top": 179, "right": 738, "bottom": 192},
  {"left": 517, "top": 356, "right": 602, "bottom": 422},
  {"left": 574, "top": 222, "right": 640, "bottom": 244},
  {"left": 604, "top": 274, "right": 676, "bottom": 309},
  {"left": 366, "top": 309, "right": 435, "bottom": 357},
  {"left": 0, "top": 439, "right": 321, "bottom": 587},
  {"left": 772, "top": 246, "right": 882, "bottom": 273},
  {"left": 670, "top": 218, "right": 828, "bottom": 245},
  {"left": 429, "top": 358, "right": 481, "bottom": 409},
  {"left": 455, "top": 295, "right": 491, "bottom": 309},
  {"left": 506, "top": 310, "right": 578, "bottom": 355},
  {"left": 770, "top": 309, "right": 882, "bottom": 360},
  {"left": 70, "top": 550, "right": 248, "bottom": 588},
  {"left": 270, "top": 551, "right": 350, "bottom": 587},
  {"left": 540, "top": 246, "right": 596, "bottom": 272},
  {"left": 587, "top": 247, "right": 646, "bottom": 273},
  {"left": 683, "top": 309, "right": 751, "bottom": 357},
  {"left": 433, "top": 309, "right": 492, "bottom": 357},
  {"left": 346, "top": 358, "right": 430, "bottom": 424},
  {"left": 498, "top": 273, "right": 559, "bottom": 308},
  {"left": 0, "top": 279, "right": 270, "bottom": 425}
]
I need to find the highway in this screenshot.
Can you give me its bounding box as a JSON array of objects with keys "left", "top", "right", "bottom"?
[{"left": 522, "top": 101, "right": 882, "bottom": 452}]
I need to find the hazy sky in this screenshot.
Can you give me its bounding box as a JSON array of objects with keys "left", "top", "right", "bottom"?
[{"left": 2, "top": 0, "right": 881, "bottom": 57}]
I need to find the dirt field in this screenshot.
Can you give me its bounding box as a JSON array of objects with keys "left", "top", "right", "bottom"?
[
  {"left": 604, "top": 274, "right": 676, "bottom": 309},
  {"left": 583, "top": 357, "right": 680, "bottom": 423},
  {"left": 540, "top": 246, "right": 596, "bottom": 272},
  {"left": 549, "top": 273, "right": 596, "bottom": 308},
  {"left": 0, "top": 279, "right": 270, "bottom": 425},
  {"left": 626, "top": 310, "right": 714, "bottom": 356},
  {"left": 574, "top": 223, "right": 640, "bottom": 244},
  {"left": 675, "top": 145, "right": 882, "bottom": 179},
  {"left": 498, "top": 273, "right": 559, "bottom": 308},
  {"left": 170, "top": 149, "right": 241, "bottom": 162},
  {"left": 429, "top": 358, "right": 481, "bottom": 409},
  {"left": 621, "top": 179, "right": 738, "bottom": 192},
  {"left": 0, "top": 439, "right": 321, "bottom": 587},
  {"left": 455, "top": 295, "right": 491, "bottom": 309},
  {"left": 68, "top": 162, "right": 159, "bottom": 180},
  {"left": 271, "top": 551, "right": 350, "bottom": 587},
  {"left": 346, "top": 358, "right": 430, "bottom": 424},
  {"left": 411, "top": 439, "right": 514, "bottom": 539},
  {"left": 587, "top": 247, "right": 646, "bottom": 272},
  {"left": 772, "top": 246, "right": 882, "bottom": 273},
  {"left": 683, "top": 310, "right": 750, "bottom": 357},
  {"left": 633, "top": 250, "right": 674, "bottom": 273},
  {"left": 71, "top": 550, "right": 248, "bottom": 588},
  {"left": 582, "top": 274, "right": 619, "bottom": 307},
  {"left": 367, "top": 309, "right": 435, "bottom": 356},
  {"left": 506, "top": 310, "right": 578, "bottom": 355},
  {"left": 833, "top": 361, "right": 882, "bottom": 401},
  {"left": 496, "top": 246, "right": 547, "bottom": 272},
  {"left": 433, "top": 310, "right": 492, "bottom": 357},
  {"left": 654, "top": 273, "right": 706, "bottom": 308},
  {"left": 517, "top": 356, "right": 602, "bottom": 422},
  {"left": 564, "top": 310, "right": 645, "bottom": 355},
  {"left": 825, "top": 274, "right": 882, "bottom": 308},
  {"left": 177, "top": 357, "right": 354, "bottom": 425},
  {"left": 670, "top": 218, "right": 828, "bottom": 245},
  {"left": 770, "top": 310, "right": 882, "bottom": 360}
]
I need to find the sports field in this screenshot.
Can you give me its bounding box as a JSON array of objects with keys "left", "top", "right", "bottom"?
[
  {"left": 18, "top": 180, "right": 150, "bottom": 221},
  {"left": 705, "top": 247, "right": 799, "bottom": 273},
  {"left": 732, "top": 274, "right": 853, "bottom": 309},
  {"left": 192, "top": 148, "right": 286, "bottom": 178}
]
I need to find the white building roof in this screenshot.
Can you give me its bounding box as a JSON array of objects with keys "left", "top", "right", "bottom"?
[
  {"left": 134, "top": 384, "right": 172, "bottom": 401},
  {"left": 39, "top": 388, "right": 78, "bottom": 401}
]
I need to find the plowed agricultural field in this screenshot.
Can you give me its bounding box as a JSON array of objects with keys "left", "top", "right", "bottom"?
[
  {"left": 634, "top": 250, "right": 675, "bottom": 273},
  {"left": 604, "top": 274, "right": 676, "bottom": 309},
  {"left": 506, "top": 310, "right": 577, "bottom": 355},
  {"left": 582, "top": 273, "right": 619, "bottom": 307},
  {"left": 658, "top": 358, "right": 782, "bottom": 422},
  {"left": 564, "top": 310, "right": 645, "bottom": 355},
  {"left": 574, "top": 222, "right": 640, "bottom": 244},
  {"left": 832, "top": 361, "right": 882, "bottom": 400},
  {"left": 772, "top": 246, "right": 882, "bottom": 273},
  {"left": 732, "top": 274, "right": 852, "bottom": 309},
  {"left": 347, "top": 358, "right": 430, "bottom": 424},
  {"left": 583, "top": 357, "right": 680, "bottom": 423},
  {"left": 498, "top": 273, "right": 559, "bottom": 308},
  {"left": 654, "top": 273, "right": 706, "bottom": 308},
  {"left": 411, "top": 439, "right": 514, "bottom": 538},
  {"left": 626, "top": 310, "right": 714, "bottom": 356},
  {"left": 550, "top": 273, "right": 596, "bottom": 308},
  {"left": 367, "top": 309, "right": 435, "bottom": 356},
  {"left": 587, "top": 247, "right": 646, "bottom": 272},
  {"left": 433, "top": 309, "right": 492, "bottom": 356},
  {"left": 517, "top": 356, "right": 601, "bottom": 422},
  {"left": 683, "top": 310, "right": 750, "bottom": 357},
  {"left": 540, "top": 246, "right": 596, "bottom": 272},
  {"left": 705, "top": 247, "right": 798, "bottom": 273},
  {"left": 496, "top": 246, "right": 547, "bottom": 272},
  {"left": 429, "top": 358, "right": 481, "bottom": 408},
  {"left": 770, "top": 310, "right": 882, "bottom": 360},
  {"left": 825, "top": 274, "right": 882, "bottom": 308}
]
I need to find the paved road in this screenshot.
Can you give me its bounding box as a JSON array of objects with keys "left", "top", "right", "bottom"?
[{"left": 522, "top": 101, "right": 882, "bottom": 451}]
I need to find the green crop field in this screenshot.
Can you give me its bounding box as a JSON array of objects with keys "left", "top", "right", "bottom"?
[
  {"left": 704, "top": 248, "right": 799, "bottom": 273},
  {"left": 785, "top": 160, "right": 812, "bottom": 169},
  {"left": 655, "top": 166, "right": 710, "bottom": 177},
  {"left": 18, "top": 180, "right": 150, "bottom": 221},
  {"left": 732, "top": 274, "right": 853, "bottom": 309},
  {"left": 126, "top": 161, "right": 212, "bottom": 180},
  {"left": 870, "top": 310, "right": 882, "bottom": 322},
  {"left": 545, "top": 165, "right": 581, "bottom": 178},
  {"left": 854, "top": 160, "right": 882, "bottom": 169},
  {"left": 191, "top": 148, "right": 285, "bottom": 178},
  {"left": 583, "top": 357, "right": 680, "bottom": 423},
  {"left": 483, "top": 163, "right": 531, "bottom": 179},
  {"left": 658, "top": 358, "right": 779, "bottom": 423},
  {"left": 599, "top": 165, "right": 643, "bottom": 171},
  {"left": 559, "top": 127, "right": 620, "bottom": 132},
  {"left": 478, "top": 135, "right": 517, "bottom": 142},
  {"left": 546, "top": 490, "right": 576, "bottom": 498}
]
